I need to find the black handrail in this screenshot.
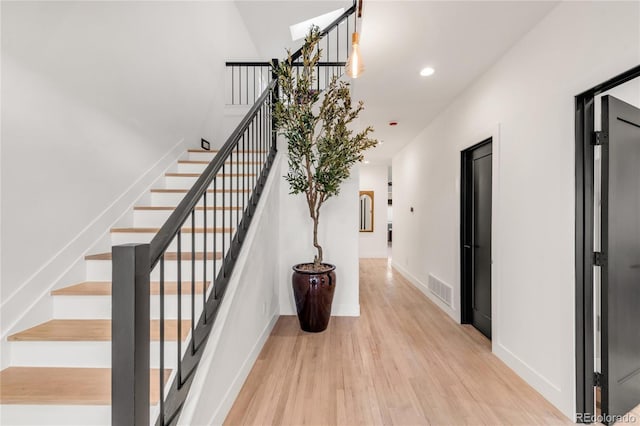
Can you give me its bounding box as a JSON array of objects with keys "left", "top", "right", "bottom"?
[
  {"left": 149, "top": 79, "right": 276, "bottom": 269},
  {"left": 289, "top": 2, "right": 357, "bottom": 62}
]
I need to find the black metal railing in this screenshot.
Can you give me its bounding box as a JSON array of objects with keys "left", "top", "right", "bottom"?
[
  {"left": 226, "top": 2, "right": 356, "bottom": 106},
  {"left": 111, "top": 3, "right": 356, "bottom": 425},
  {"left": 112, "top": 77, "right": 277, "bottom": 426}
]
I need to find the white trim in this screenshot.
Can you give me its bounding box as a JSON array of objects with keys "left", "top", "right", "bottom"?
[
  {"left": 391, "top": 260, "right": 457, "bottom": 322},
  {"left": 209, "top": 313, "right": 278, "bottom": 426},
  {"left": 0, "top": 138, "right": 189, "bottom": 347},
  {"left": 494, "top": 340, "right": 563, "bottom": 394},
  {"left": 331, "top": 303, "right": 360, "bottom": 317}
]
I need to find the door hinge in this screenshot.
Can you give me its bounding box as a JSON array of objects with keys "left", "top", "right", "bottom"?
[
  {"left": 592, "top": 131, "right": 608, "bottom": 146},
  {"left": 593, "top": 251, "right": 607, "bottom": 267},
  {"left": 594, "top": 371, "right": 604, "bottom": 388}
]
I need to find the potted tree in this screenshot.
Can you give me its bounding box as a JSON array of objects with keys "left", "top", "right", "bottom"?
[{"left": 273, "top": 27, "right": 377, "bottom": 332}]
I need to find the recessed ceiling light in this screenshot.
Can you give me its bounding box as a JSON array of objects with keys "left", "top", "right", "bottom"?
[
  {"left": 420, "top": 67, "right": 435, "bottom": 77},
  {"left": 364, "top": 160, "right": 370, "bottom": 164}
]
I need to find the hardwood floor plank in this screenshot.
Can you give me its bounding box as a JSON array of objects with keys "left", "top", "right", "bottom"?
[{"left": 225, "top": 259, "right": 571, "bottom": 425}]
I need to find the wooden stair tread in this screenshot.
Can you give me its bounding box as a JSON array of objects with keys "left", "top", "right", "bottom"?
[
  {"left": 0, "top": 367, "right": 169, "bottom": 405},
  {"left": 8, "top": 319, "right": 191, "bottom": 342},
  {"left": 111, "top": 227, "right": 233, "bottom": 234},
  {"left": 151, "top": 188, "right": 249, "bottom": 193},
  {"left": 85, "top": 251, "right": 221, "bottom": 261},
  {"left": 134, "top": 206, "right": 241, "bottom": 211},
  {"left": 165, "top": 173, "right": 255, "bottom": 177},
  {"left": 52, "top": 281, "right": 210, "bottom": 296}
]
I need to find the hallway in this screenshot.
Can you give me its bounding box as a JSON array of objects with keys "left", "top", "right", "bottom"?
[{"left": 225, "top": 259, "right": 570, "bottom": 425}]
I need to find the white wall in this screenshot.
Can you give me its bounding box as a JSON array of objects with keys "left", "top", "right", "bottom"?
[
  {"left": 0, "top": 2, "right": 259, "bottom": 335},
  {"left": 178, "top": 153, "right": 282, "bottom": 426},
  {"left": 278, "top": 137, "right": 360, "bottom": 317},
  {"left": 392, "top": 2, "right": 639, "bottom": 420},
  {"left": 359, "top": 165, "right": 388, "bottom": 258}
]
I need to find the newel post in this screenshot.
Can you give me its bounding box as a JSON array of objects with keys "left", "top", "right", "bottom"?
[{"left": 112, "top": 243, "right": 150, "bottom": 426}]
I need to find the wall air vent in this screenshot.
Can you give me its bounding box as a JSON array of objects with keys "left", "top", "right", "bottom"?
[{"left": 428, "top": 274, "right": 453, "bottom": 307}]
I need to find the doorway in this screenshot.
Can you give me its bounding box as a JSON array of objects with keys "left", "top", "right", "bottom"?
[
  {"left": 575, "top": 65, "right": 640, "bottom": 423},
  {"left": 461, "top": 138, "right": 492, "bottom": 340}
]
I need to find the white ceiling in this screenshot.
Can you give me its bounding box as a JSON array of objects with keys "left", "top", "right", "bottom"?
[{"left": 235, "top": 1, "right": 559, "bottom": 164}]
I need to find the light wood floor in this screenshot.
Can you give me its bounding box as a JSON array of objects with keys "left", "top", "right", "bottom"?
[{"left": 225, "top": 259, "right": 571, "bottom": 425}]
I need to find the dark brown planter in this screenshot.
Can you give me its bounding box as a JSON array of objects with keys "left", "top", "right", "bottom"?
[{"left": 291, "top": 263, "right": 336, "bottom": 332}]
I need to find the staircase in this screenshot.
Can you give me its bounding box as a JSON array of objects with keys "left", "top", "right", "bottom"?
[
  {"left": 0, "top": 148, "right": 263, "bottom": 425},
  {"left": 0, "top": 3, "right": 356, "bottom": 424}
]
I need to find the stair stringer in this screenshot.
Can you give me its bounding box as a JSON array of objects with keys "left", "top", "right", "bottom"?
[{"left": 177, "top": 152, "right": 283, "bottom": 426}]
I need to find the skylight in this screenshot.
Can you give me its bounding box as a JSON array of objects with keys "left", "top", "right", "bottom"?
[{"left": 289, "top": 8, "right": 345, "bottom": 41}]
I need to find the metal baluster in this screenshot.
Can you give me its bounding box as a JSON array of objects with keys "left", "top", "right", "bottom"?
[
  {"left": 256, "top": 108, "right": 260, "bottom": 196},
  {"left": 159, "top": 255, "right": 165, "bottom": 425},
  {"left": 190, "top": 210, "right": 195, "bottom": 353},
  {"left": 177, "top": 230, "right": 182, "bottom": 387},
  {"left": 253, "top": 67, "right": 256, "bottom": 105},
  {"left": 238, "top": 67, "right": 242, "bottom": 105},
  {"left": 203, "top": 184, "right": 207, "bottom": 324},
  {"left": 326, "top": 31, "right": 330, "bottom": 65},
  {"left": 246, "top": 66, "right": 249, "bottom": 105},
  {"left": 245, "top": 123, "right": 249, "bottom": 216},
  {"left": 222, "top": 162, "right": 226, "bottom": 277},
  {"left": 213, "top": 177, "right": 217, "bottom": 298},
  {"left": 326, "top": 66, "right": 329, "bottom": 91},
  {"left": 346, "top": 18, "right": 349, "bottom": 63},
  {"left": 231, "top": 66, "right": 235, "bottom": 105},
  {"left": 336, "top": 24, "right": 340, "bottom": 64},
  {"left": 236, "top": 140, "right": 240, "bottom": 229}
]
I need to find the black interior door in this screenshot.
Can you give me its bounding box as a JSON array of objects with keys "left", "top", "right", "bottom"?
[
  {"left": 601, "top": 95, "right": 640, "bottom": 420},
  {"left": 462, "top": 140, "right": 492, "bottom": 339}
]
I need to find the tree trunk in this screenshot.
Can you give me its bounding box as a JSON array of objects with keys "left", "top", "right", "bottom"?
[{"left": 312, "top": 213, "right": 323, "bottom": 268}]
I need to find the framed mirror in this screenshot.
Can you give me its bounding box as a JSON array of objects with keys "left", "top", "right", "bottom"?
[{"left": 359, "top": 190, "right": 374, "bottom": 232}]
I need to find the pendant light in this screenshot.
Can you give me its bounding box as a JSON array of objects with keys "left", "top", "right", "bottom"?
[{"left": 346, "top": 0, "right": 365, "bottom": 79}]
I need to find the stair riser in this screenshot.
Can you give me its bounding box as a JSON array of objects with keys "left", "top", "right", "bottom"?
[
  {"left": 165, "top": 174, "right": 254, "bottom": 189},
  {"left": 111, "top": 232, "right": 230, "bottom": 250},
  {"left": 87, "top": 260, "right": 222, "bottom": 282},
  {"left": 178, "top": 162, "right": 257, "bottom": 174},
  {"left": 0, "top": 406, "right": 111, "bottom": 426},
  {"left": 133, "top": 210, "right": 241, "bottom": 228},
  {"left": 53, "top": 294, "right": 210, "bottom": 320},
  {"left": 151, "top": 191, "right": 249, "bottom": 207},
  {"left": 10, "top": 341, "right": 184, "bottom": 369},
  {"left": 188, "top": 151, "right": 267, "bottom": 162}
]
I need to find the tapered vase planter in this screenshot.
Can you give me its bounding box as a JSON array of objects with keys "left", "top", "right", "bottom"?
[{"left": 292, "top": 263, "right": 336, "bottom": 332}]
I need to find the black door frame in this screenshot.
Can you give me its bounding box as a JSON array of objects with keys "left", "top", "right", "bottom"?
[
  {"left": 575, "top": 64, "right": 640, "bottom": 421},
  {"left": 460, "top": 138, "right": 492, "bottom": 330}
]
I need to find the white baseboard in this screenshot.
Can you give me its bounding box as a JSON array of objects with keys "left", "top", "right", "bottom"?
[
  {"left": 279, "top": 302, "right": 360, "bottom": 317},
  {"left": 332, "top": 303, "right": 360, "bottom": 317},
  {"left": 0, "top": 138, "right": 189, "bottom": 347},
  {"left": 493, "top": 341, "right": 572, "bottom": 418},
  {"left": 391, "top": 260, "right": 458, "bottom": 322},
  {"left": 209, "top": 313, "right": 279, "bottom": 425}
]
